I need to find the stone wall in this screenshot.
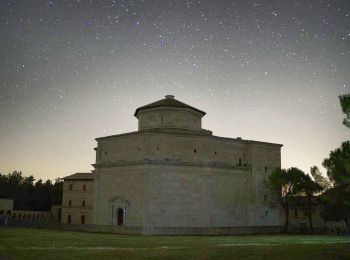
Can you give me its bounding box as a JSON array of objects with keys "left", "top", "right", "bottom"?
[
  {"left": 61, "top": 179, "right": 94, "bottom": 224},
  {"left": 93, "top": 130, "right": 282, "bottom": 229},
  {"left": 93, "top": 165, "right": 147, "bottom": 226},
  {"left": 137, "top": 108, "right": 203, "bottom": 131}
]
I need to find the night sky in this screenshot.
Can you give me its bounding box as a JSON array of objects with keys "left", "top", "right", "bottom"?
[{"left": 0, "top": 0, "right": 349, "bottom": 180}]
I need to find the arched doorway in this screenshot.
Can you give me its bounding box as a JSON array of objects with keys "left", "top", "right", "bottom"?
[
  {"left": 110, "top": 196, "right": 129, "bottom": 226},
  {"left": 117, "top": 208, "right": 123, "bottom": 226}
]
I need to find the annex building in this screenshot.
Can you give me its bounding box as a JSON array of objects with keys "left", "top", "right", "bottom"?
[{"left": 61, "top": 95, "right": 283, "bottom": 234}]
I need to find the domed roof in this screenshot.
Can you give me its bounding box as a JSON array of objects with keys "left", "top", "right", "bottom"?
[{"left": 134, "top": 95, "right": 206, "bottom": 117}]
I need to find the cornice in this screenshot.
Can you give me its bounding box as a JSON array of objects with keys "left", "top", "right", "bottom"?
[{"left": 92, "top": 159, "right": 250, "bottom": 170}]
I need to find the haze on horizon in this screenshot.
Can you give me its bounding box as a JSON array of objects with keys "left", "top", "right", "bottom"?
[{"left": 0, "top": 0, "right": 349, "bottom": 181}]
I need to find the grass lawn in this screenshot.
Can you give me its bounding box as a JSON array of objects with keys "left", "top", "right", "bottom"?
[{"left": 0, "top": 227, "right": 350, "bottom": 259}]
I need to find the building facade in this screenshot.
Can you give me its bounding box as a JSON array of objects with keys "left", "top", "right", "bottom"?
[
  {"left": 61, "top": 173, "right": 94, "bottom": 225},
  {"left": 87, "top": 95, "right": 283, "bottom": 233}
]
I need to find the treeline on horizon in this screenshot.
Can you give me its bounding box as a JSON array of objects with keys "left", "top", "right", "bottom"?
[
  {"left": 0, "top": 171, "right": 63, "bottom": 211},
  {"left": 268, "top": 94, "right": 350, "bottom": 232}
]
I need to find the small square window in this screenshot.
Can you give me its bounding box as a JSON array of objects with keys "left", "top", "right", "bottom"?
[{"left": 194, "top": 149, "right": 197, "bottom": 153}]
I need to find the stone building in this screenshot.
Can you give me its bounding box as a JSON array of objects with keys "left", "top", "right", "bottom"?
[
  {"left": 61, "top": 173, "right": 94, "bottom": 225},
  {"left": 288, "top": 197, "right": 347, "bottom": 233},
  {"left": 83, "top": 95, "right": 283, "bottom": 234}
]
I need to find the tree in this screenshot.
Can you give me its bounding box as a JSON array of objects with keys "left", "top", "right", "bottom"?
[
  {"left": 310, "top": 166, "right": 331, "bottom": 191},
  {"left": 322, "top": 141, "right": 350, "bottom": 186},
  {"left": 339, "top": 94, "right": 350, "bottom": 128},
  {"left": 0, "top": 171, "right": 63, "bottom": 211},
  {"left": 321, "top": 141, "right": 350, "bottom": 227},
  {"left": 320, "top": 185, "right": 350, "bottom": 228},
  {"left": 298, "top": 173, "right": 323, "bottom": 234},
  {"left": 268, "top": 167, "right": 306, "bottom": 233}
]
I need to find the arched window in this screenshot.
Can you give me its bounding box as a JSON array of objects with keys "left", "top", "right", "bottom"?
[
  {"left": 67, "top": 215, "right": 72, "bottom": 224},
  {"left": 83, "top": 184, "right": 86, "bottom": 191},
  {"left": 238, "top": 158, "right": 242, "bottom": 166},
  {"left": 37, "top": 215, "right": 39, "bottom": 221},
  {"left": 32, "top": 214, "right": 36, "bottom": 221},
  {"left": 12, "top": 214, "right": 16, "bottom": 220},
  {"left": 0, "top": 210, "right": 4, "bottom": 214},
  {"left": 69, "top": 184, "right": 73, "bottom": 190},
  {"left": 41, "top": 214, "right": 44, "bottom": 220},
  {"left": 18, "top": 214, "right": 22, "bottom": 220},
  {"left": 82, "top": 200, "right": 86, "bottom": 207},
  {"left": 68, "top": 200, "right": 72, "bottom": 206},
  {"left": 7, "top": 210, "right": 11, "bottom": 215},
  {"left": 28, "top": 214, "right": 31, "bottom": 221},
  {"left": 23, "top": 214, "right": 26, "bottom": 220},
  {"left": 81, "top": 215, "right": 85, "bottom": 224}
]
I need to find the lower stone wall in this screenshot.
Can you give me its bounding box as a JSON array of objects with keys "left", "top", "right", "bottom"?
[
  {"left": 38, "top": 224, "right": 282, "bottom": 235},
  {"left": 60, "top": 224, "right": 143, "bottom": 235},
  {"left": 141, "top": 226, "right": 282, "bottom": 235}
]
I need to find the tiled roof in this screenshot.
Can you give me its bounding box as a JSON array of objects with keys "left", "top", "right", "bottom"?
[
  {"left": 62, "top": 172, "right": 93, "bottom": 180},
  {"left": 134, "top": 96, "right": 206, "bottom": 116}
]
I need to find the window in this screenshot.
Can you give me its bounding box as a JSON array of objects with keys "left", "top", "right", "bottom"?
[
  {"left": 294, "top": 209, "right": 298, "bottom": 217},
  {"left": 265, "top": 166, "right": 268, "bottom": 173},
  {"left": 194, "top": 148, "right": 197, "bottom": 153},
  {"left": 69, "top": 184, "right": 73, "bottom": 190},
  {"left": 82, "top": 200, "right": 86, "bottom": 207},
  {"left": 67, "top": 215, "right": 72, "bottom": 224},
  {"left": 81, "top": 215, "right": 85, "bottom": 224},
  {"left": 156, "top": 147, "right": 159, "bottom": 151},
  {"left": 68, "top": 200, "right": 72, "bottom": 206},
  {"left": 83, "top": 184, "right": 86, "bottom": 191},
  {"left": 214, "top": 151, "right": 217, "bottom": 155},
  {"left": 12, "top": 214, "right": 16, "bottom": 220},
  {"left": 265, "top": 210, "right": 268, "bottom": 216},
  {"left": 238, "top": 158, "right": 242, "bottom": 166}
]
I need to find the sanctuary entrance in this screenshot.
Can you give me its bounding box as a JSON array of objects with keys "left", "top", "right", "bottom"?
[
  {"left": 111, "top": 196, "right": 129, "bottom": 226},
  {"left": 117, "top": 208, "right": 124, "bottom": 226}
]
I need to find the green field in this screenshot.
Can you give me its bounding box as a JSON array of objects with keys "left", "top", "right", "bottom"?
[{"left": 1, "top": 227, "right": 350, "bottom": 259}]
